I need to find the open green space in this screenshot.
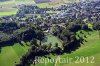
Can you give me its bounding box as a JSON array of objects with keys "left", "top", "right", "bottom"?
[
  {"left": 42, "top": 34, "right": 63, "bottom": 47},
  {"left": 0, "top": 42, "right": 30, "bottom": 66},
  {"left": 0, "top": 1, "right": 14, "bottom": 6},
  {"left": 0, "top": 8, "right": 17, "bottom": 12},
  {"left": 35, "top": 3, "right": 53, "bottom": 8},
  {"left": 0, "top": 11, "right": 17, "bottom": 17}
]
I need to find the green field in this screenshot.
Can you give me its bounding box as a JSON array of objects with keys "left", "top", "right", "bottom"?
[
  {"left": 0, "top": 0, "right": 16, "bottom": 17},
  {"left": 34, "top": 30, "right": 100, "bottom": 66},
  {"left": 0, "top": 1, "right": 15, "bottom": 6},
  {"left": 0, "top": 42, "right": 30, "bottom": 66},
  {"left": 0, "top": 11, "right": 17, "bottom": 17},
  {"left": 42, "top": 34, "right": 63, "bottom": 47}
]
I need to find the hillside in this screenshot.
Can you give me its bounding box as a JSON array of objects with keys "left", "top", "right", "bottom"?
[{"left": 35, "top": 30, "right": 100, "bottom": 66}]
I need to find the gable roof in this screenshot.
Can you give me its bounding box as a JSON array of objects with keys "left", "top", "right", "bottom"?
[{"left": 34, "top": 0, "right": 51, "bottom": 3}]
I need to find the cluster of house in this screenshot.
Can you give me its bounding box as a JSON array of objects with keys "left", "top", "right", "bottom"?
[
  {"left": 53, "top": 1, "right": 100, "bottom": 22},
  {"left": 0, "top": 1, "right": 100, "bottom": 31},
  {"left": 16, "top": 5, "right": 53, "bottom": 18}
]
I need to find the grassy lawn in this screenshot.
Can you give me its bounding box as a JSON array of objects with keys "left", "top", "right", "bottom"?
[
  {"left": 34, "top": 30, "right": 100, "bottom": 66},
  {"left": 0, "top": 0, "right": 15, "bottom": 6},
  {"left": 0, "top": 8, "right": 17, "bottom": 12},
  {"left": 35, "top": 3, "right": 53, "bottom": 8},
  {"left": 42, "top": 34, "right": 63, "bottom": 47},
  {"left": 0, "top": 42, "right": 30, "bottom": 66},
  {"left": 63, "top": 0, "right": 80, "bottom": 3},
  {"left": 0, "top": 11, "right": 17, "bottom": 17}
]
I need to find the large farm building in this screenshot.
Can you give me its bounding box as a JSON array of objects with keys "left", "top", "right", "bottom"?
[{"left": 34, "top": 0, "right": 63, "bottom": 4}]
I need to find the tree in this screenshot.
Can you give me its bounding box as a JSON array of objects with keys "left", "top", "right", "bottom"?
[
  {"left": 93, "top": 23, "right": 100, "bottom": 37},
  {"left": 55, "top": 42, "right": 58, "bottom": 47},
  {"left": 30, "top": 39, "right": 38, "bottom": 47},
  {"left": 36, "top": 30, "right": 44, "bottom": 45},
  {"left": 83, "top": 24, "right": 88, "bottom": 30},
  {"left": 97, "top": 24, "right": 100, "bottom": 38},
  {"left": 48, "top": 42, "right": 52, "bottom": 50}
]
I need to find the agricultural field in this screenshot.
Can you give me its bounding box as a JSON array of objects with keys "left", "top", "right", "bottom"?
[
  {"left": 63, "top": 0, "right": 80, "bottom": 3},
  {"left": 0, "top": 0, "right": 14, "bottom": 6},
  {"left": 0, "top": 11, "right": 17, "bottom": 17},
  {"left": 0, "top": 42, "right": 30, "bottom": 66},
  {"left": 0, "top": 0, "right": 16, "bottom": 17}
]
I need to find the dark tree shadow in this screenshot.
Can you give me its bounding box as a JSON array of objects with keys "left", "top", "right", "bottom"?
[
  {"left": 0, "top": 47, "right": 1, "bottom": 53},
  {"left": 17, "top": 41, "right": 24, "bottom": 46},
  {"left": 63, "top": 39, "right": 81, "bottom": 53},
  {"left": 0, "top": 40, "right": 15, "bottom": 47}
]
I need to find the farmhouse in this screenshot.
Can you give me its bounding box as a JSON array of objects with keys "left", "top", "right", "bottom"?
[{"left": 34, "top": 0, "right": 51, "bottom": 3}]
